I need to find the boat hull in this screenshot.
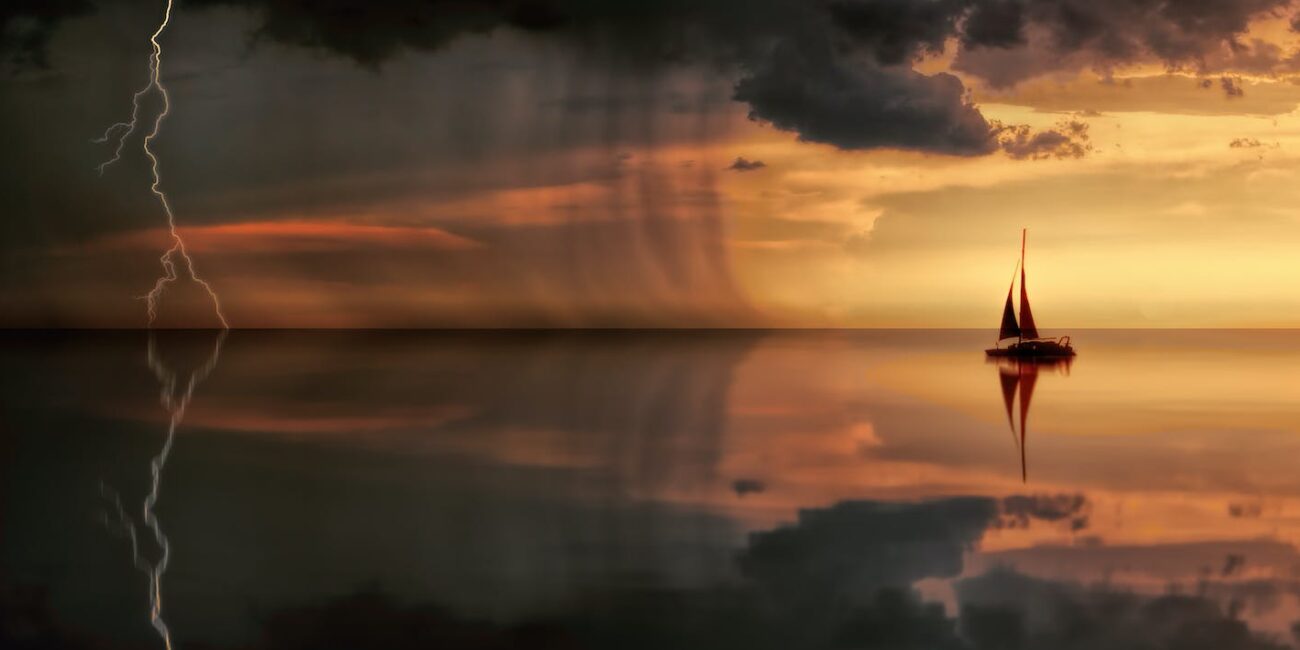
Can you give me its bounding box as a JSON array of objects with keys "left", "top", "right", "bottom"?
[{"left": 985, "top": 340, "right": 1076, "bottom": 358}]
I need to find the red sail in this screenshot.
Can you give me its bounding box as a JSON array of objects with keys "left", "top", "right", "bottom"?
[
  {"left": 1019, "top": 267, "right": 1039, "bottom": 340},
  {"left": 998, "top": 288, "right": 1020, "bottom": 341}
]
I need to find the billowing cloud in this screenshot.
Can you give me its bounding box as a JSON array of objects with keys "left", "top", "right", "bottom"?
[
  {"left": 195, "top": 0, "right": 1023, "bottom": 156},
  {"left": 952, "top": 0, "right": 1298, "bottom": 87},
  {"left": 995, "top": 119, "right": 1092, "bottom": 160},
  {"left": 825, "top": 0, "right": 970, "bottom": 65},
  {"left": 727, "top": 157, "right": 766, "bottom": 172},
  {"left": 735, "top": 39, "right": 998, "bottom": 154}
]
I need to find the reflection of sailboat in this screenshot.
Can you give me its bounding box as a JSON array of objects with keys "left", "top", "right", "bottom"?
[
  {"left": 994, "top": 356, "right": 1071, "bottom": 482},
  {"left": 986, "top": 229, "right": 1076, "bottom": 359}
]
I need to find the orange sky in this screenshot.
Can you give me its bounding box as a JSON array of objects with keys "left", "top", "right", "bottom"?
[{"left": 12, "top": 5, "right": 1300, "bottom": 327}]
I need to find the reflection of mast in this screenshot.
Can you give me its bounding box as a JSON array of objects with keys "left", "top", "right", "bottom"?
[
  {"left": 101, "top": 330, "right": 225, "bottom": 650},
  {"left": 995, "top": 357, "right": 1068, "bottom": 482}
]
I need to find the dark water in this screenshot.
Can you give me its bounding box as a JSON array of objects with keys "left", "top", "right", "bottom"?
[{"left": 3, "top": 330, "right": 1299, "bottom": 649}]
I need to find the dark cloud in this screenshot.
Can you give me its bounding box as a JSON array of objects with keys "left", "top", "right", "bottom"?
[
  {"left": 995, "top": 119, "right": 1092, "bottom": 160},
  {"left": 1222, "top": 75, "right": 1246, "bottom": 97},
  {"left": 825, "top": 0, "right": 969, "bottom": 65},
  {"left": 726, "top": 156, "right": 766, "bottom": 172},
  {"left": 734, "top": 38, "right": 998, "bottom": 155},
  {"left": 0, "top": 0, "right": 91, "bottom": 68},
  {"left": 1230, "top": 137, "right": 1264, "bottom": 148},
  {"left": 10, "top": 0, "right": 1296, "bottom": 94},
  {"left": 732, "top": 478, "right": 765, "bottom": 496},
  {"left": 1209, "top": 38, "right": 1300, "bottom": 75},
  {"left": 189, "top": 0, "right": 585, "bottom": 68},
  {"left": 188, "top": 0, "right": 1007, "bottom": 156},
  {"left": 1023, "top": 0, "right": 1286, "bottom": 63},
  {"left": 180, "top": 0, "right": 1125, "bottom": 155},
  {"left": 961, "top": 0, "right": 1026, "bottom": 49},
  {"left": 0, "top": 0, "right": 1116, "bottom": 159},
  {"left": 951, "top": 0, "right": 1297, "bottom": 87}
]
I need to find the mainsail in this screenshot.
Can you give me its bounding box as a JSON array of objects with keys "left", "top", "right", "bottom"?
[
  {"left": 998, "top": 268, "right": 1020, "bottom": 341},
  {"left": 1019, "top": 266, "right": 1039, "bottom": 340}
]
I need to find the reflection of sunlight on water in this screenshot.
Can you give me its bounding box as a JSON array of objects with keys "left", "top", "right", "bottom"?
[
  {"left": 8, "top": 330, "right": 1300, "bottom": 647},
  {"left": 100, "top": 330, "right": 225, "bottom": 650}
]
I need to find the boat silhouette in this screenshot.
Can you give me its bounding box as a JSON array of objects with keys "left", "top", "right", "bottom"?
[{"left": 986, "top": 229, "right": 1076, "bottom": 359}]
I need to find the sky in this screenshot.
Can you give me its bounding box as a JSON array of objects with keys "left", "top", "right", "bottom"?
[{"left": 7, "top": 0, "right": 1300, "bottom": 328}]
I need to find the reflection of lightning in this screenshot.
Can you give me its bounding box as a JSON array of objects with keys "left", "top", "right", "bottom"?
[
  {"left": 93, "top": 0, "right": 228, "bottom": 329},
  {"left": 100, "top": 330, "right": 225, "bottom": 650}
]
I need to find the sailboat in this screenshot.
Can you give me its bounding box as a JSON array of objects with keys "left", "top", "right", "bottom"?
[{"left": 986, "top": 229, "right": 1076, "bottom": 358}]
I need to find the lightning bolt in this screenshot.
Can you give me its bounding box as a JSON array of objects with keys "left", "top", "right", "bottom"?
[
  {"left": 93, "top": 4, "right": 228, "bottom": 646},
  {"left": 94, "top": 0, "right": 229, "bottom": 329}
]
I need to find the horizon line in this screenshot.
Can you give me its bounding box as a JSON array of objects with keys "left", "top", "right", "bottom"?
[{"left": 7, "top": 326, "right": 1300, "bottom": 333}]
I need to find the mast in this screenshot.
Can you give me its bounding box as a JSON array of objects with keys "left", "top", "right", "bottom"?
[
  {"left": 1018, "top": 228, "right": 1039, "bottom": 341},
  {"left": 1018, "top": 229, "right": 1025, "bottom": 345}
]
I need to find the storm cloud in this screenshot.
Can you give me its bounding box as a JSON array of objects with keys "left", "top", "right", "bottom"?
[
  {"left": 1, "top": 0, "right": 1208, "bottom": 157},
  {"left": 952, "top": 0, "right": 1297, "bottom": 86},
  {"left": 734, "top": 38, "right": 998, "bottom": 155},
  {"left": 5, "top": 0, "right": 1300, "bottom": 326},
  {"left": 0, "top": 0, "right": 91, "bottom": 68}
]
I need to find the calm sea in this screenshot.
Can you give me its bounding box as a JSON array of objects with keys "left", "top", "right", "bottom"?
[{"left": 3, "top": 330, "right": 1299, "bottom": 649}]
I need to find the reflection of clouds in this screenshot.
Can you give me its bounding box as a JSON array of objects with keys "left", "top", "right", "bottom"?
[
  {"left": 183, "top": 332, "right": 759, "bottom": 499},
  {"left": 170, "top": 497, "right": 1300, "bottom": 649},
  {"left": 741, "top": 499, "right": 997, "bottom": 600},
  {"left": 23, "top": 330, "right": 1300, "bottom": 548},
  {"left": 996, "top": 494, "right": 1090, "bottom": 531},
  {"left": 967, "top": 538, "right": 1300, "bottom": 641},
  {"left": 957, "top": 568, "right": 1295, "bottom": 650},
  {"left": 971, "top": 539, "right": 1300, "bottom": 588},
  {"left": 9, "top": 332, "right": 1300, "bottom": 646}
]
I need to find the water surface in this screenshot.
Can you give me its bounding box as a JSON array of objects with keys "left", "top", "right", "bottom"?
[{"left": 3, "top": 330, "right": 1299, "bottom": 648}]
